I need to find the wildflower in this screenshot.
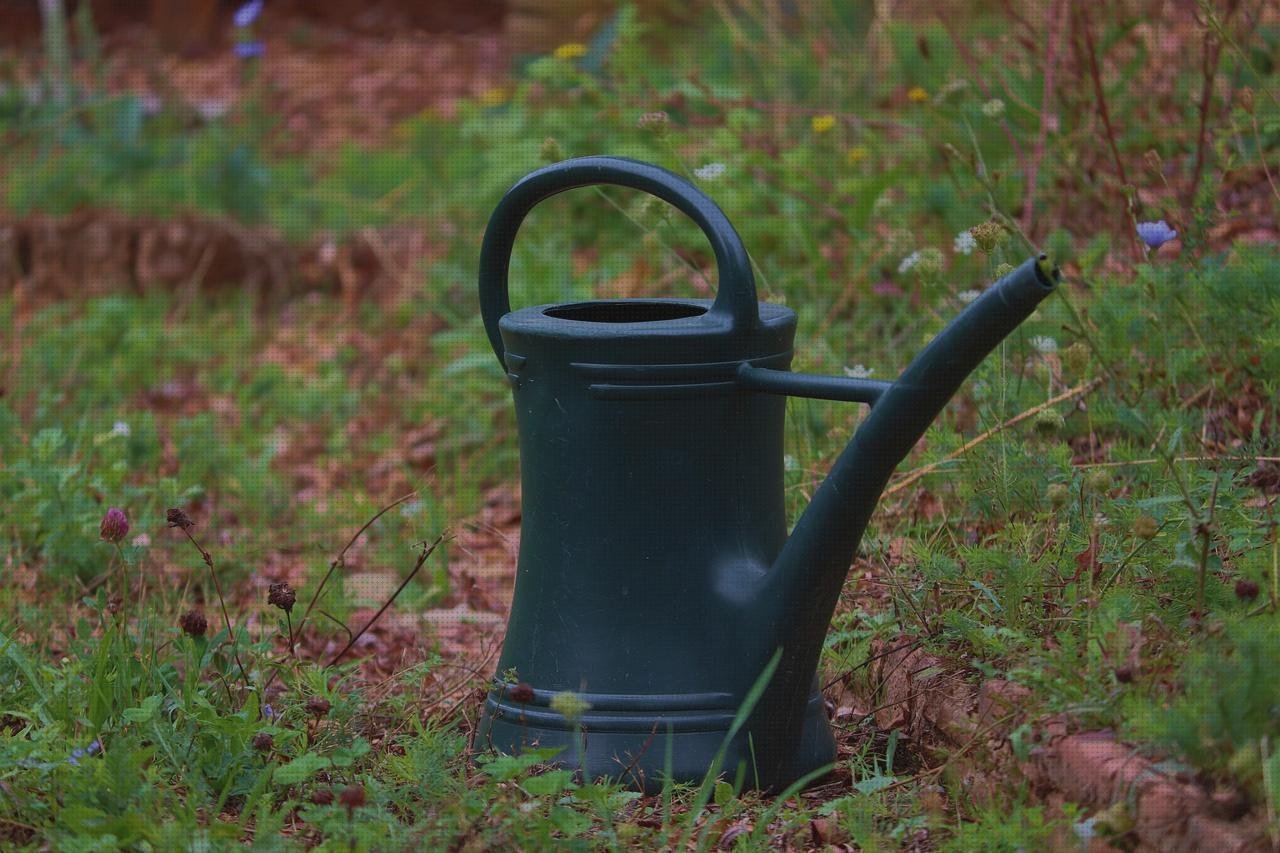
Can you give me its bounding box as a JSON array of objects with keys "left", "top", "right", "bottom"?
[
  {"left": 311, "top": 788, "right": 335, "bottom": 805},
  {"left": 261, "top": 703, "right": 275, "bottom": 719},
  {"left": 908, "top": 248, "right": 944, "bottom": 282},
  {"left": 179, "top": 610, "right": 208, "bottom": 637},
  {"left": 67, "top": 740, "right": 101, "bottom": 766},
  {"left": 957, "top": 289, "right": 981, "bottom": 304},
  {"left": 1030, "top": 335, "right": 1058, "bottom": 354},
  {"left": 843, "top": 364, "right": 874, "bottom": 379},
  {"left": 811, "top": 113, "right": 836, "bottom": 134},
  {"left": 305, "top": 696, "right": 332, "bottom": 717},
  {"left": 478, "top": 87, "right": 507, "bottom": 108},
  {"left": 1114, "top": 666, "right": 1136, "bottom": 684},
  {"left": 553, "top": 43, "right": 587, "bottom": 60},
  {"left": 549, "top": 691, "right": 592, "bottom": 723},
  {"left": 953, "top": 230, "right": 977, "bottom": 255},
  {"left": 694, "top": 162, "right": 726, "bottom": 181},
  {"left": 1235, "top": 579, "right": 1260, "bottom": 601},
  {"left": 234, "top": 41, "right": 264, "bottom": 60},
  {"left": 233, "top": 0, "right": 264, "bottom": 28},
  {"left": 994, "top": 262, "right": 1015, "bottom": 278},
  {"left": 107, "top": 595, "right": 123, "bottom": 616},
  {"left": 907, "top": 86, "right": 929, "bottom": 103},
  {"left": 338, "top": 784, "right": 367, "bottom": 815},
  {"left": 1136, "top": 220, "right": 1177, "bottom": 250},
  {"left": 252, "top": 732, "right": 274, "bottom": 752},
  {"left": 981, "top": 98, "right": 1005, "bottom": 117},
  {"left": 166, "top": 507, "right": 195, "bottom": 531},
  {"left": 507, "top": 682, "right": 536, "bottom": 704},
  {"left": 898, "top": 251, "right": 922, "bottom": 275},
  {"left": 267, "top": 581, "right": 296, "bottom": 613},
  {"left": 1132, "top": 516, "right": 1159, "bottom": 541},
  {"left": 846, "top": 145, "right": 869, "bottom": 165},
  {"left": 111, "top": 421, "right": 131, "bottom": 438},
  {"left": 100, "top": 508, "right": 129, "bottom": 543},
  {"left": 636, "top": 111, "right": 669, "bottom": 135}
]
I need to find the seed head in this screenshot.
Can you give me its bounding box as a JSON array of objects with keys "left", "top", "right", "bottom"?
[
  {"left": 251, "top": 732, "right": 273, "bottom": 752},
  {"left": 1235, "top": 579, "right": 1260, "bottom": 602},
  {"left": 538, "top": 137, "right": 563, "bottom": 164},
  {"left": 338, "top": 784, "right": 366, "bottom": 812},
  {"left": 969, "top": 220, "right": 1007, "bottom": 253},
  {"left": 507, "top": 682, "right": 536, "bottom": 704},
  {"left": 1238, "top": 87, "right": 1255, "bottom": 114},
  {"left": 166, "top": 507, "right": 195, "bottom": 531},
  {"left": 100, "top": 508, "right": 129, "bottom": 543},
  {"left": 305, "top": 696, "right": 332, "bottom": 717},
  {"left": 1132, "top": 516, "right": 1160, "bottom": 541},
  {"left": 267, "top": 581, "right": 296, "bottom": 613},
  {"left": 179, "top": 610, "right": 208, "bottom": 637},
  {"left": 1033, "top": 408, "right": 1065, "bottom": 437}
]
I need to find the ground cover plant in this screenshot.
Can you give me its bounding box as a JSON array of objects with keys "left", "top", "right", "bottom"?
[{"left": 1, "top": 0, "right": 1279, "bottom": 848}]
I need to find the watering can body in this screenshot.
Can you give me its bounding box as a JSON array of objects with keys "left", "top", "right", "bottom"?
[{"left": 474, "top": 157, "right": 1057, "bottom": 790}]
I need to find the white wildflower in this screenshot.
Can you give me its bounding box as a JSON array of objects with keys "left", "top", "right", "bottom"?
[
  {"left": 694, "top": 162, "right": 726, "bottom": 181},
  {"left": 898, "top": 251, "right": 922, "bottom": 275},
  {"left": 843, "top": 364, "right": 875, "bottom": 379},
  {"left": 957, "top": 289, "right": 981, "bottom": 303},
  {"left": 111, "top": 421, "right": 131, "bottom": 438},
  {"left": 1031, "top": 335, "right": 1059, "bottom": 354},
  {"left": 953, "top": 230, "right": 977, "bottom": 255},
  {"left": 783, "top": 454, "right": 798, "bottom": 472},
  {"left": 981, "top": 98, "right": 1005, "bottom": 118}
]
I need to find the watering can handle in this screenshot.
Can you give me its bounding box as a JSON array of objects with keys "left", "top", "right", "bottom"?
[{"left": 478, "top": 156, "right": 760, "bottom": 366}]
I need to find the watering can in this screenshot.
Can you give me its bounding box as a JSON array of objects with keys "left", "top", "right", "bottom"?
[{"left": 474, "top": 156, "right": 1057, "bottom": 790}]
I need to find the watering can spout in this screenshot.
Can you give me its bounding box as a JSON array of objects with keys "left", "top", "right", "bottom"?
[
  {"left": 766, "top": 254, "right": 1058, "bottom": 625},
  {"left": 749, "top": 256, "right": 1058, "bottom": 770}
]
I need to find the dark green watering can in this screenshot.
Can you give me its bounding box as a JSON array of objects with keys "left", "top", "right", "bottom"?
[{"left": 474, "top": 156, "right": 1057, "bottom": 791}]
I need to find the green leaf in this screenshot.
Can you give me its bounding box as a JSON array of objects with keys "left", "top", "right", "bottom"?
[
  {"left": 122, "top": 694, "right": 163, "bottom": 723},
  {"left": 522, "top": 769, "right": 574, "bottom": 796},
  {"left": 273, "top": 752, "right": 331, "bottom": 786},
  {"left": 713, "top": 779, "right": 735, "bottom": 807}
]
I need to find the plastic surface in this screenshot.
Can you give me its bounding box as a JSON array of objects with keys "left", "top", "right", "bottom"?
[{"left": 474, "top": 156, "right": 1058, "bottom": 791}]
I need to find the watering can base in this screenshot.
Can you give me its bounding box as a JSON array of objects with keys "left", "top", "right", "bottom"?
[{"left": 476, "top": 689, "right": 836, "bottom": 792}]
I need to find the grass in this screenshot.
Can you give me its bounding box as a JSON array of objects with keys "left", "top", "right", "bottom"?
[{"left": 1, "top": 0, "right": 1279, "bottom": 848}]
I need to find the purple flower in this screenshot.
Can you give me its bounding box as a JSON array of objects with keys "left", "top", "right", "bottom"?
[
  {"left": 1136, "top": 220, "right": 1177, "bottom": 250},
  {"left": 87, "top": 740, "right": 102, "bottom": 756},
  {"left": 100, "top": 507, "right": 129, "bottom": 543},
  {"left": 234, "top": 40, "right": 265, "bottom": 60},
  {"left": 261, "top": 704, "right": 275, "bottom": 719},
  {"left": 68, "top": 740, "right": 100, "bottom": 766},
  {"left": 233, "top": 0, "right": 264, "bottom": 28}
]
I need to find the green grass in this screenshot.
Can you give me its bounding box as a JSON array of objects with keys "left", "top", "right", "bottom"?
[{"left": 2, "top": 0, "right": 1279, "bottom": 848}]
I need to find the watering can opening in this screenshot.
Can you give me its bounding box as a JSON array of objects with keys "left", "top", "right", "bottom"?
[{"left": 542, "top": 300, "right": 709, "bottom": 323}]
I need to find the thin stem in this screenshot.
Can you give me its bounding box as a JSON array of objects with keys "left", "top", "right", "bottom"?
[
  {"left": 179, "top": 526, "right": 251, "bottom": 690},
  {"left": 328, "top": 533, "right": 447, "bottom": 668}
]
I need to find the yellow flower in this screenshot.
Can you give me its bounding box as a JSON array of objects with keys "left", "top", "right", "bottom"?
[
  {"left": 553, "top": 42, "right": 588, "bottom": 60},
  {"left": 478, "top": 87, "right": 508, "bottom": 107},
  {"left": 907, "top": 86, "right": 929, "bottom": 103},
  {"left": 846, "top": 145, "right": 869, "bottom": 165},
  {"left": 811, "top": 113, "right": 836, "bottom": 134}
]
